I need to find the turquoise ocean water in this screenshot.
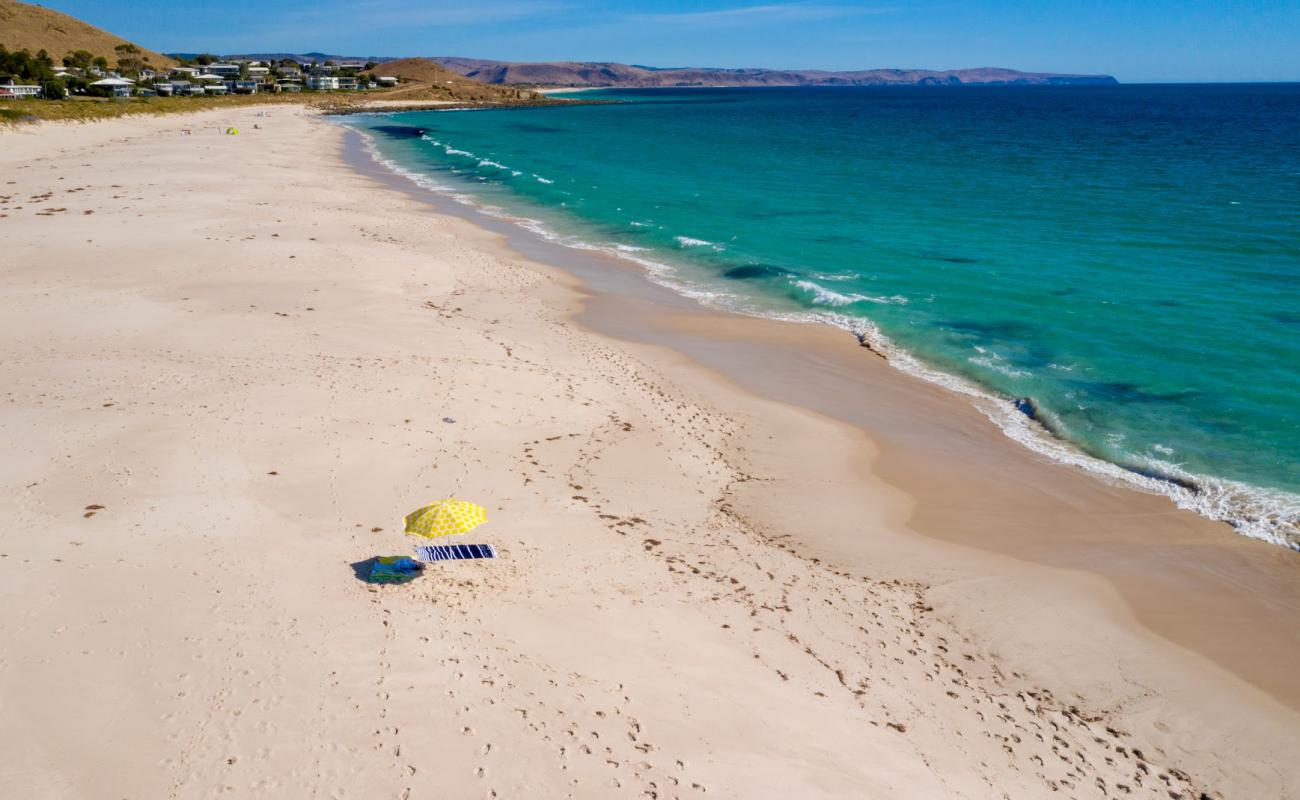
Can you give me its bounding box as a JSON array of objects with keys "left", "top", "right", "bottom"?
[{"left": 344, "top": 85, "right": 1300, "bottom": 548}]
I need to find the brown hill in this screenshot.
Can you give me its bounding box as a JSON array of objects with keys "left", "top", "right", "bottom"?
[
  {"left": 365, "top": 57, "right": 540, "bottom": 103},
  {"left": 0, "top": 0, "right": 176, "bottom": 68},
  {"left": 431, "top": 57, "right": 1117, "bottom": 88}
]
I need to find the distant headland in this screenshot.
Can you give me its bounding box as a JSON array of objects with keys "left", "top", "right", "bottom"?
[{"left": 226, "top": 53, "right": 1120, "bottom": 88}]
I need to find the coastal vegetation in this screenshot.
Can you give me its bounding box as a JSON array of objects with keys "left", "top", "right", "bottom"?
[{"left": 0, "top": 0, "right": 543, "bottom": 124}]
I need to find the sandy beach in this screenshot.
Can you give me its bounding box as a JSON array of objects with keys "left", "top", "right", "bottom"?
[{"left": 2, "top": 106, "right": 1299, "bottom": 799}]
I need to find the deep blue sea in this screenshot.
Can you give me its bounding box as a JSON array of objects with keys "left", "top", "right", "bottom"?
[{"left": 345, "top": 84, "right": 1300, "bottom": 548}]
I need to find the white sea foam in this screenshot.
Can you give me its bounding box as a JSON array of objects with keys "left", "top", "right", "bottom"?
[
  {"left": 969, "top": 355, "right": 1032, "bottom": 379},
  {"left": 674, "top": 236, "right": 714, "bottom": 248},
  {"left": 478, "top": 159, "right": 509, "bottom": 169},
  {"left": 348, "top": 119, "right": 1300, "bottom": 551},
  {"left": 811, "top": 273, "right": 856, "bottom": 282},
  {"left": 809, "top": 314, "right": 1300, "bottom": 549},
  {"left": 794, "top": 280, "right": 908, "bottom": 307},
  {"left": 534, "top": 175, "right": 555, "bottom": 184}
]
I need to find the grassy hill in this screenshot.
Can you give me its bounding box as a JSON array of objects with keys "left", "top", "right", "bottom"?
[
  {"left": 365, "top": 57, "right": 540, "bottom": 103},
  {"left": 0, "top": 0, "right": 176, "bottom": 69}
]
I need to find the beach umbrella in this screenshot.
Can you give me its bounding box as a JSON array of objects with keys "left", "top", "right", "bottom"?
[{"left": 404, "top": 499, "right": 487, "bottom": 539}]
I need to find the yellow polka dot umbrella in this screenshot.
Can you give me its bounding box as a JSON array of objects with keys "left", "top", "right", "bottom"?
[{"left": 404, "top": 499, "right": 488, "bottom": 539}]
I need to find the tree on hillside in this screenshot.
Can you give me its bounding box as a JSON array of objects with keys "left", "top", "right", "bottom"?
[
  {"left": 93, "top": 55, "right": 108, "bottom": 73},
  {"left": 114, "top": 43, "right": 144, "bottom": 75},
  {"left": 0, "top": 45, "right": 58, "bottom": 84},
  {"left": 63, "top": 49, "right": 95, "bottom": 72}
]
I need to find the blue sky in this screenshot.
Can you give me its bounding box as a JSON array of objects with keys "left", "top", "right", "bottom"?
[{"left": 34, "top": 0, "right": 1300, "bottom": 82}]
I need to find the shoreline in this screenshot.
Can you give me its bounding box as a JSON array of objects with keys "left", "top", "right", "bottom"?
[
  {"left": 3, "top": 106, "right": 1298, "bottom": 798},
  {"left": 347, "top": 114, "right": 1299, "bottom": 551},
  {"left": 343, "top": 119, "right": 1300, "bottom": 707}
]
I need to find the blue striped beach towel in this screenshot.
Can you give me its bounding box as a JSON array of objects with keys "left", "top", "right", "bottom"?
[{"left": 414, "top": 543, "right": 497, "bottom": 562}]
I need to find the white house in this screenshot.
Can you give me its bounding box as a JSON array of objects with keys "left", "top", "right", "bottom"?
[
  {"left": 306, "top": 75, "right": 339, "bottom": 91},
  {"left": 374, "top": 76, "right": 398, "bottom": 87},
  {"left": 0, "top": 83, "right": 41, "bottom": 99},
  {"left": 247, "top": 66, "right": 269, "bottom": 78},
  {"left": 90, "top": 77, "right": 135, "bottom": 97},
  {"left": 207, "top": 63, "right": 241, "bottom": 78}
]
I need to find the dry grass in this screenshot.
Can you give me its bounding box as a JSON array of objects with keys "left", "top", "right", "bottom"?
[
  {"left": 0, "top": 89, "right": 569, "bottom": 126},
  {"left": 364, "top": 58, "right": 542, "bottom": 103},
  {"left": 0, "top": 94, "right": 316, "bottom": 124}
]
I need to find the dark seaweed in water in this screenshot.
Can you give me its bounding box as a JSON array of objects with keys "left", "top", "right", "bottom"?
[
  {"left": 1078, "top": 381, "right": 1200, "bottom": 404},
  {"left": 934, "top": 255, "right": 979, "bottom": 264},
  {"left": 1121, "top": 464, "right": 1201, "bottom": 492},
  {"left": 941, "top": 319, "right": 1042, "bottom": 341},
  {"left": 1267, "top": 311, "right": 1300, "bottom": 325},
  {"left": 370, "top": 125, "right": 427, "bottom": 139},
  {"left": 1013, "top": 398, "right": 1200, "bottom": 492},
  {"left": 509, "top": 123, "right": 567, "bottom": 133},
  {"left": 941, "top": 319, "right": 1056, "bottom": 369},
  {"left": 809, "top": 233, "right": 863, "bottom": 245},
  {"left": 723, "top": 264, "right": 794, "bottom": 280}
]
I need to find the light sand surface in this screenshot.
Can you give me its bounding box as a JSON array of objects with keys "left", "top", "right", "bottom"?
[{"left": 2, "top": 107, "right": 1298, "bottom": 799}]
